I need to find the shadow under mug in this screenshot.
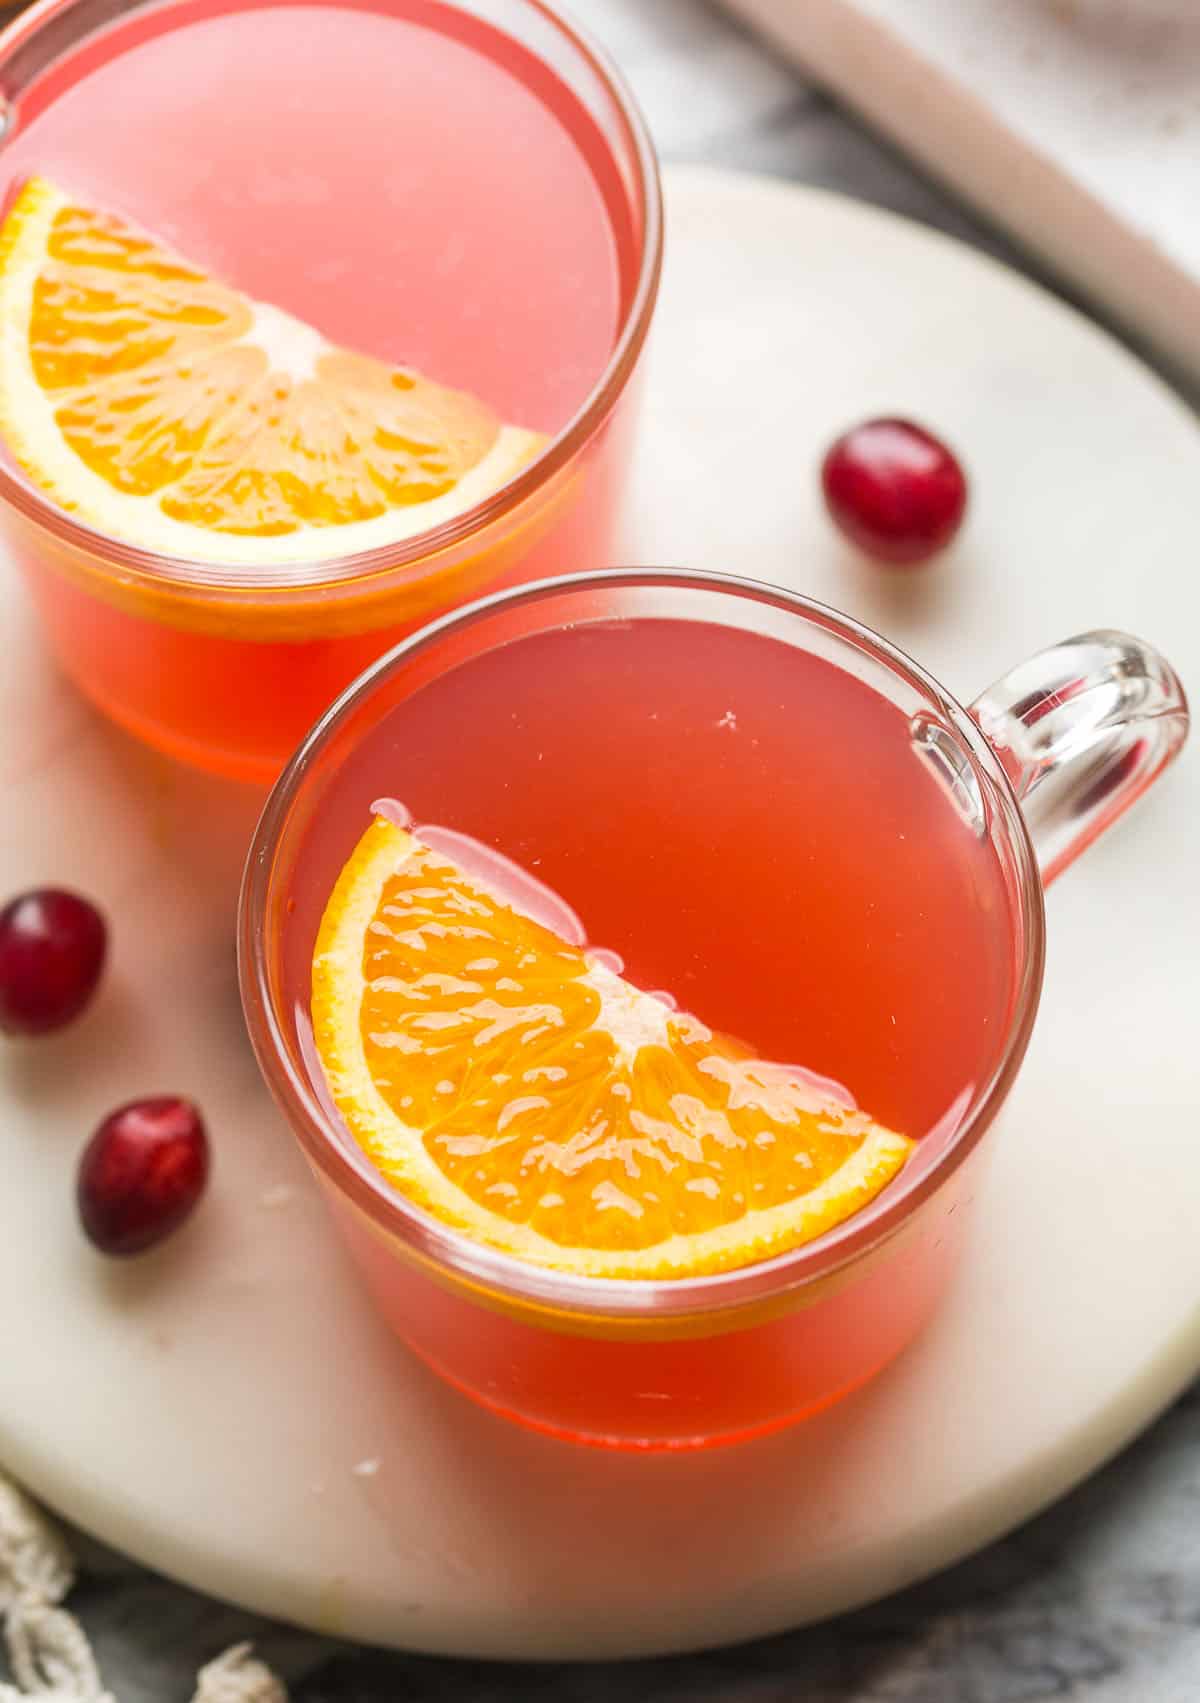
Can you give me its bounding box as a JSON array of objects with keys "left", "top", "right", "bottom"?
[{"left": 239, "top": 570, "right": 1189, "bottom": 1449}]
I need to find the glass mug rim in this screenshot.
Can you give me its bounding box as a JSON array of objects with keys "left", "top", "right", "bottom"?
[
  {"left": 238, "top": 566, "right": 1047, "bottom": 1321},
  {"left": 0, "top": 0, "right": 664, "bottom": 599}
]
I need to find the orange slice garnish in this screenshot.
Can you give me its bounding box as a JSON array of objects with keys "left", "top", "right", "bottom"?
[
  {"left": 312, "top": 819, "right": 913, "bottom": 1280},
  {"left": 0, "top": 177, "right": 543, "bottom": 562}
]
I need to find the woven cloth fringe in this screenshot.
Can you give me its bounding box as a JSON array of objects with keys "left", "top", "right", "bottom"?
[{"left": 0, "top": 1475, "right": 286, "bottom": 1701}]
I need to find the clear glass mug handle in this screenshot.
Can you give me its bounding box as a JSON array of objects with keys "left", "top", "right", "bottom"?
[{"left": 970, "top": 629, "right": 1190, "bottom": 886}]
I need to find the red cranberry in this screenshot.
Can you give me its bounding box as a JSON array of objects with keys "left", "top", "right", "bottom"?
[
  {"left": 77, "top": 1098, "right": 209, "bottom": 1256},
  {"left": 0, "top": 889, "right": 107, "bottom": 1036},
  {"left": 821, "top": 417, "right": 968, "bottom": 565}
]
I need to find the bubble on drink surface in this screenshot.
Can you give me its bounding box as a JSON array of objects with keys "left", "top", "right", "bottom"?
[{"left": 371, "top": 796, "right": 413, "bottom": 831}]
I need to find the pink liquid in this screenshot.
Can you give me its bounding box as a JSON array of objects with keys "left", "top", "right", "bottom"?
[
  {"left": 286, "top": 617, "right": 1019, "bottom": 1143},
  {"left": 1, "top": 0, "right": 627, "bottom": 433}
]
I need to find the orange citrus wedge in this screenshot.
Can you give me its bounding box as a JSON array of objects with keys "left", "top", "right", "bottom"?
[
  {"left": 312, "top": 819, "right": 913, "bottom": 1280},
  {"left": 0, "top": 177, "right": 544, "bottom": 562}
]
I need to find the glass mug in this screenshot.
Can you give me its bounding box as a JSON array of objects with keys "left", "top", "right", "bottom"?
[
  {"left": 0, "top": 0, "right": 661, "bottom": 782},
  {"left": 239, "top": 570, "right": 1189, "bottom": 1449}
]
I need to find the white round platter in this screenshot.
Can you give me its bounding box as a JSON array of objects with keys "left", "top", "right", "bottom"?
[{"left": 0, "top": 165, "right": 1196, "bottom": 1658}]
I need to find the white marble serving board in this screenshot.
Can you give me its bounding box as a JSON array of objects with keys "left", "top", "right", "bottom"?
[
  {"left": 721, "top": 0, "right": 1200, "bottom": 387},
  {"left": 0, "top": 165, "right": 1197, "bottom": 1659}
]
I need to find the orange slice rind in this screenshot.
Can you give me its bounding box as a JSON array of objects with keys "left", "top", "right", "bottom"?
[
  {"left": 0, "top": 177, "right": 544, "bottom": 563},
  {"left": 312, "top": 819, "right": 913, "bottom": 1280}
]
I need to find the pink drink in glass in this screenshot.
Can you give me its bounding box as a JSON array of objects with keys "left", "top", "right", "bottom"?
[{"left": 0, "top": 0, "right": 659, "bottom": 778}]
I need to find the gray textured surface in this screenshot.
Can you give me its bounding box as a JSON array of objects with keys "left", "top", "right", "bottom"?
[{"left": 7, "top": 1, "right": 1199, "bottom": 1697}]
